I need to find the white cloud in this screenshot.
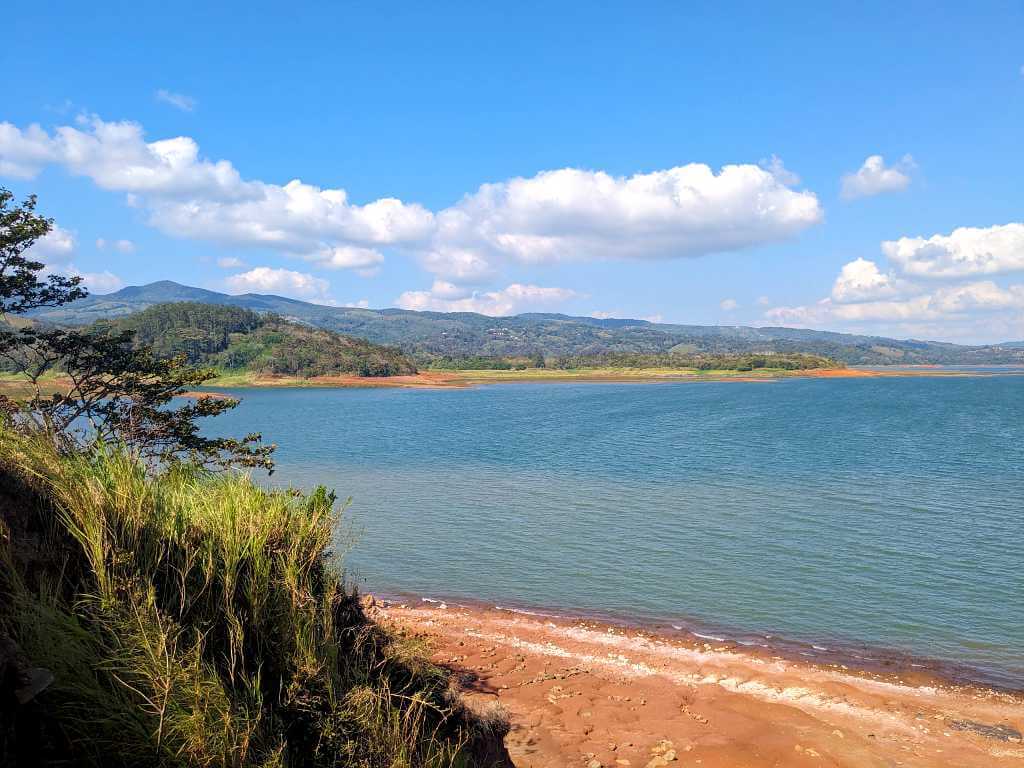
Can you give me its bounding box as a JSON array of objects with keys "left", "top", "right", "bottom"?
[
  {"left": 0, "top": 123, "right": 58, "bottom": 178},
  {"left": 225, "top": 267, "right": 331, "bottom": 301},
  {"left": 216, "top": 256, "right": 247, "bottom": 269},
  {"left": 426, "top": 280, "right": 471, "bottom": 300},
  {"left": 424, "top": 164, "right": 822, "bottom": 281},
  {"left": 640, "top": 313, "right": 664, "bottom": 323},
  {"left": 881, "top": 223, "right": 1024, "bottom": 279},
  {"left": 395, "top": 283, "right": 577, "bottom": 316},
  {"left": 95, "top": 237, "right": 135, "bottom": 253},
  {"left": 756, "top": 295, "right": 770, "bottom": 306},
  {"left": 767, "top": 273, "right": 1024, "bottom": 339},
  {"left": 0, "top": 117, "right": 432, "bottom": 274},
  {"left": 345, "top": 299, "right": 370, "bottom": 309},
  {"left": 21, "top": 222, "right": 124, "bottom": 294},
  {"left": 155, "top": 89, "right": 196, "bottom": 112},
  {"left": 759, "top": 154, "right": 800, "bottom": 186},
  {"left": 0, "top": 118, "right": 823, "bottom": 285},
  {"left": 31, "top": 225, "right": 76, "bottom": 263},
  {"left": 69, "top": 268, "right": 124, "bottom": 293},
  {"left": 311, "top": 245, "right": 385, "bottom": 271},
  {"left": 719, "top": 298, "right": 738, "bottom": 311},
  {"left": 840, "top": 154, "right": 914, "bottom": 200},
  {"left": 830, "top": 257, "right": 910, "bottom": 302}
]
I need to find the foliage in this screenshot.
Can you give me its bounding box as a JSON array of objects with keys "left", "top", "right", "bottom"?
[
  {"left": 0, "top": 189, "right": 272, "bottom": 471},
  {"left": 0, "top": 432, "right": 507, "bottom": 766},
  {"left": 100, "top": 302, "right": 418, "bottom": 378},
  {"left": 0, "top": 190, "right": 86, "bottom": 315},
  {"left": 547, "top": 351, "right": 838, "bottom": 371},
  {"left": 423, "top": 351, "right": 836, "bottom": 371}
]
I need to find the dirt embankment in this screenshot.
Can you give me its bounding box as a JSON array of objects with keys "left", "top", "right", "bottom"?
[{"left": 370, "top": 599, "right": 1024, "bottom": 768}]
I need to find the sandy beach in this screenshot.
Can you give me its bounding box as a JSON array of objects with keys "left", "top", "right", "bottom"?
[{"left": 369, "top": 599, "right": 1024, "bottom": 767}]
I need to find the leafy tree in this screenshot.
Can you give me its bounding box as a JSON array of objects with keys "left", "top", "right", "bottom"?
[
  {"left": 0, "top": 190, "right": 86, "bottom": 314},
  {"left": 0, "top": 188, "right": 274, "bottom": 471}
]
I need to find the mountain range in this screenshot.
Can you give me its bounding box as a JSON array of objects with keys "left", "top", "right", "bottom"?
[{"left": 29, "top": 281, "right": 1024, "bottom": 366}]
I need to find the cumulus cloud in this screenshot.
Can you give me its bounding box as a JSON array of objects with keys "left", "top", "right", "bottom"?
[
  {"left": 31, "top": 225, "right": 76, "bottom": 262},
  {"left": 0, "top": 123, "right": 58, "bottom": 178},
  {"left": 881, "top": 223, "right": 1024, "bottom": 279},
  {"left": 423, "top": 164, "right": 822, "bottom": 280},
  {"left": 765, "top": 219, "right": 1024, "bottom": 341},
  {"left": 68, "top": 268, "right": 124, "bottom": 293},
  {"left": 0, "top": 117, "right": 433, "bottom": 274},
  {"left": 767, "top": 256, "right": 1024, "bottom": 341},
  {"left": 395, "top": 283, "right": 577, "bottom": 316},
  {"left": 840, "top": 154, "right": 914, "bottom": 200},
  {"left": 23, "top": 225, "right": 124, "bottom": 294},
  {"left": 95, "top": 238, "right": 135, "bottom": 253},
  {"left": 309, "top": 245, "right": 385, "bottom": 275},
  {"left": 0, "top": 117, "right": 823, "bottom": 287},
  {"left": 225, "top": 267, "right": 331, "bottom": 301},
  {"left": 719, "top": 298, "right": 738, "bottom": 311},
  {"left": 216, "top": 256, "right": 247, "bottom": 269},
  {"left": 829, "top": 257, "right": 911, "bottom": 302},
  {"left": 773, "top": 282, "right": 1024, "bottom": 325},
  {"left": 155, "top": 89, "right": 197, "bottom": 112}
]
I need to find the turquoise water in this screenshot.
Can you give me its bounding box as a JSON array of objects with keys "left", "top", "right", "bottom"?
[{"left": 209, "top": 376, "right": 1024, "bottom": 687}]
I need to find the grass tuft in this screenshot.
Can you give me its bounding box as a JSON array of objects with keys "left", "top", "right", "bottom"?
[{"left": 0, "top": 430, "right": 507, "bottom": 766}]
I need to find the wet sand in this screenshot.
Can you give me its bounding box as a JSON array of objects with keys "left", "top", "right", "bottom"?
[{"left": 369, "top": 599, "right": 1024, "bottom": 767}]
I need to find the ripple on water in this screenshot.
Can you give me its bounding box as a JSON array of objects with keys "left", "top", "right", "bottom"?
[{"left": 207, "top": 376, "right": 1024, "bottom": 688}]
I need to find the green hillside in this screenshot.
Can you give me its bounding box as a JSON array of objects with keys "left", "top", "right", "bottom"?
[
  {"left": 97, "top": 302, "right": 418, "bottom": 378},
  {"left": 32, "top": 281, "right": 1024, "bottom": 366}
]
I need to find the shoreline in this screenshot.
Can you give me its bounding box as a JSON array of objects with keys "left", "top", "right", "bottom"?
[
  {"left": 198, "top": 365, "right": 1024, "bottom": 392},
  {"left": 368, "top": 587, "right": 1023, "bottom": 695},
  {"left": 4, "top": 366, "right": 1020, "bottom": 401},
  {"left": 369, "top": 596, "right": 1024, "bottom": 767}
]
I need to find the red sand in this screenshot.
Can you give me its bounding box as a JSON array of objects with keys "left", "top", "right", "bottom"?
[{"left": 370, "top": 599, "right": 1024, "bottom": 767}]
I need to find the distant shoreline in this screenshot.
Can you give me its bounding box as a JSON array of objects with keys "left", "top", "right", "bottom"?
[
  {"left": 199, "top": 365, "right": 1023, "bottom": 391},
  {"left": 2, "top": 366, "right": 1019, "bottom": 402}
]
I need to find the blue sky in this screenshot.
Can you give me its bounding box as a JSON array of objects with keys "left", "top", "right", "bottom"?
[{"left": 2, "top": 2, "right": 1023, "bottom": 342}]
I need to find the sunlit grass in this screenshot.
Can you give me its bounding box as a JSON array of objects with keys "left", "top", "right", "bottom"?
[{"left": 0, "top": 431, "right": 506, "bottom": 766}]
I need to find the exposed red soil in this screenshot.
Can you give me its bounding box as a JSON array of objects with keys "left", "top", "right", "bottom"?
[{"left": 371, "top": 600, "right": 1024, "bottom": 768}]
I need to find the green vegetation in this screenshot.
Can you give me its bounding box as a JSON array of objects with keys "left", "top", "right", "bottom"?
[
  {"left": 0, "top": 433, "right": 506, "bottom": 766},
  {"left": 31, "top": 280, "right": 1024, "bottom": 366},
  {"left": 436, "top": 351, "right": 837, "bottom": 372},
  {"left": 0, "top": 189, "right": 507, "bottom": 765},
  {"left": 98, "top": 302, "right": 418, "bottom": 378}
]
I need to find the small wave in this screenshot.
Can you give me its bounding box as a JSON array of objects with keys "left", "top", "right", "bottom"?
[
  {"left": 693, "top": 631, "right": 727, "bottom": 642},
  {"left": 496, "top": 605, "right": 563, "bottom": 618},
  {"left": 421, "top": 598, "right": 447, "bottom": 608},
  {"left": 812, "top": 645, "right": 829, "bottom": 651}
]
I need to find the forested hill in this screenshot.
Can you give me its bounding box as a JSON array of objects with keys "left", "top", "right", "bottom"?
[
  {"left": 33, "top": 280, "right": 1024, "bottom": 366},
  {"left": 96, "top": 302, "right": 417, "bottom": 377}
]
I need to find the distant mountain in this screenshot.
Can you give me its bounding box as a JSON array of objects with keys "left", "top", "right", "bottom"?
[{"left": 30, "top": 281, "right": 1024, "bottom": 366}]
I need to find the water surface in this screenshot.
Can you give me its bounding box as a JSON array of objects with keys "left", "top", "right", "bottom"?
[{"left": 209, "top": 376, "right": 1024, "bottom": 687}]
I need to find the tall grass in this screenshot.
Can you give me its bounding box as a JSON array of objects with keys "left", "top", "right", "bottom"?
[{"left": 0, "top": 431, "right": 507, "bottom": 766}]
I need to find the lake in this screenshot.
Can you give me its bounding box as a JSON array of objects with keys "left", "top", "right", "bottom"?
[{"left": 208, "top": 375, "right": 1024, "bottom": 688}]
